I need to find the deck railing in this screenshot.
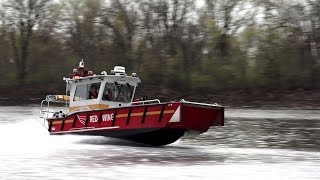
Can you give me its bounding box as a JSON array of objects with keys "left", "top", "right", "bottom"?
[
  {"left": 180, "top": 99, "right": 220, "bottom": 107},
  {"left": 39, "top": 95, "right": 68, "bottom": 129},
  {"left": 130, "top": 99, "right": 161, "bottom": 105}
]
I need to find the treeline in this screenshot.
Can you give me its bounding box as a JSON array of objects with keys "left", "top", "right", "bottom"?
[{"left": 0, "top": 0, "right": 319, "bottom": 95}]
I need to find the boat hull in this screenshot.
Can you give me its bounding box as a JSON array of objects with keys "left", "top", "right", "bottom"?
[
  {"left": 47, "top": 101, "right": 224, "bottom": 146},
  {"left": 55, "top": 127, "right": 185, "bottom": 146}
]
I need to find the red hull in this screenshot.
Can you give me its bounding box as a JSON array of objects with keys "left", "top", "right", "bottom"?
[{"left": 47, "top": 102, "right": 224, "bottom": 146}]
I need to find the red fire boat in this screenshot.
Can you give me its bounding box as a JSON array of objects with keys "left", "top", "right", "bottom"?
[{"left": 40, "top": 60, "right": 224, "bottom": 146}]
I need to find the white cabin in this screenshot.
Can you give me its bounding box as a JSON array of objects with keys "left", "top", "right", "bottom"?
[{"left": 64, "top": 62, "right": 141, "bottom": 113}]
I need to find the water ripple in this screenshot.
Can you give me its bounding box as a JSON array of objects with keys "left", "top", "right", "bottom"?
[{"left": 0, "top": 106, "right": 319, "bottom": 179}]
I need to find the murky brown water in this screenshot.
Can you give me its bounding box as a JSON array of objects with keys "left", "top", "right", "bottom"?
[{"left": 0, "top": 106, "right": 319, "bottom": 180}]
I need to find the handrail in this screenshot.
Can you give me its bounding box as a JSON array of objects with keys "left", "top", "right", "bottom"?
[
  {"left": 180, "top": 99, "right": 221, "bottom": 107},
  {"left": 39, "top": 95, "right": 69, "bottom": 130},
  {"left": 130, "top": 99, "right": 161, "bottom": 105}
]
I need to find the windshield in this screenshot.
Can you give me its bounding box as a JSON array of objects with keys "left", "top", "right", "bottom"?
[{"left": 102, "top": 82, "right": 134, "bottom": 103}]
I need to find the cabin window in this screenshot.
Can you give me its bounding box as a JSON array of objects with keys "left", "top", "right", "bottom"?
[
  {"left": 102, "top": 82, "right": 134, "bottom": 103},
  {"left": 74, "top": 83, "right": 101, "bottom": 101},
  {"left": 102, "top": 82, "right": 115, "bottom": 101}
]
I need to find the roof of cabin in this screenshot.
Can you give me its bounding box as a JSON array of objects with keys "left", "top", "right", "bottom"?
[{"left": 65, "top": 75, "right": 141, "bottom": 86}]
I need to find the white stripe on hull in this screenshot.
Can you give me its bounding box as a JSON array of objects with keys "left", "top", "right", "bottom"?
[{"left": 50, "top": 126, "right": 120, "bottom": 134}]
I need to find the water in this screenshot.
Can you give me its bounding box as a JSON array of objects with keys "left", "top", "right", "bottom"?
[{"left": 0, "top": 106, "right": 320, "bottom": 180}]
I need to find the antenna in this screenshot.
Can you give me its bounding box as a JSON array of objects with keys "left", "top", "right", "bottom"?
[{"left": 79, "top": 59, "right": 84, "bottom": 68}]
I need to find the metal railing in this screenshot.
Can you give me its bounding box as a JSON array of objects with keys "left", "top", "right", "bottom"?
[
  {"left": 180, "top": 99, "right": 220, "bottom": 107},
  {"left": 130, "top": 99, "right": 161, "bottom": 105},
  {"left": 39, "top": 95, "right": 69, "bottom": 129}
]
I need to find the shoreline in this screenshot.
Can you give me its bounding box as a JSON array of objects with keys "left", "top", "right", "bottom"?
[{"left": 0, "top": 88, "right": 319, "bottom": 109}]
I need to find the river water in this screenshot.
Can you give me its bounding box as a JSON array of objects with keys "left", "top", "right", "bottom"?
[{"left": 0, "top": 106, "right": 319, "bottom": 180}]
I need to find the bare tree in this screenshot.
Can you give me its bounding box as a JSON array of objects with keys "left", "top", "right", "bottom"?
[
  {"left": 255, "top": 0, "right": 320, "bottom": 88},
  {"left": 204, "top": 0, "right": 256, "bottom": 58},
  {"left": 3, "top": 0, "right": 52, "bottom": 85},
  {"left": 100, "top": 0, "right": 139, "bottom": 70},
  {"left": 0, "top": 6, "right": 9, "bottom": 78},
  {"left": 60, "top": 0, "right": 105, "bottom": 66}
]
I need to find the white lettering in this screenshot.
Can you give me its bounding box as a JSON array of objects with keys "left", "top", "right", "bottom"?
[
  {"left": 89, "top": 115, "right": 98, "bottom": 123},
  {"left": 102, "top": 113, "right": 114, "bottom": 121}
]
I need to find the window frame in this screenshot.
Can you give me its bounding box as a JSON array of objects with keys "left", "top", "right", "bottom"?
[{"left": 73, "top": 82, "right": 102, "bottom": 102}]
